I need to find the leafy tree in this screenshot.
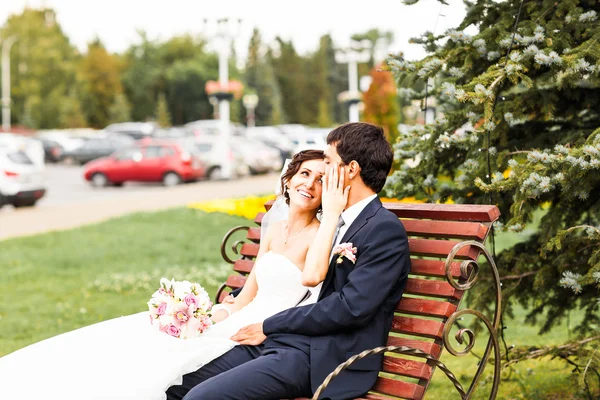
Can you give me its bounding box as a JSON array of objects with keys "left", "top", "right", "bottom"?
[
  {"left": 155, "top": 92, "right": 172, "bottom": 127},
  {"left": 59, "top": 90, "right": 88, "bottom": 128},
  {"left": 108, "top": 93, "right": 132, "bottom": 124},
  {"left": 165, "top": 57, "right": 218, "bottom": 124},
  {"left": 245, "top": 29, "right": 285, "bottom": 125},
  {"left": 271, "top": 38, "right": 307, "bottom": 123},
  {"left": 1, "top": 8, "right": 79, "bottom": 129},
  {"left": 121, "top": 31, "right": 162, "bottom": 122},
  {"left": 78, "top": 39, "right": 122, "bottom": 128},
  {"left": 362, "top": 65, "right": 400, "bottom": 144},
  {"left": 386, "top": 0, "right": 600, "bottom": 394}
]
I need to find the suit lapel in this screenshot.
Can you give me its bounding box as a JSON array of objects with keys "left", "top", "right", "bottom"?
[{"left": 318, "top": 197, "right": 382, "bottom": 300}]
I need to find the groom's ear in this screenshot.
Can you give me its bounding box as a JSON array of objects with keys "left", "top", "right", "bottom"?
[{"left": 347, "top": 160, "right": 361, "bottom": 180}]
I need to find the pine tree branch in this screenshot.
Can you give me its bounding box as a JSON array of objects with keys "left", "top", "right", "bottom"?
[
  {"left": 498, "top": 271, "right": 539, "bottom": 280},
  {"left": 533, "top": 2, "right": 559, "bottom": 24},
  {"left": 504, "top": 335, "right": 600, "bottom": 366}
]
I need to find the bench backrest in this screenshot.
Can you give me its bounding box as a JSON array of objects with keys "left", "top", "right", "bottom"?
[{"left": 217, "top": 201, "right": 502, "bottom": 400}]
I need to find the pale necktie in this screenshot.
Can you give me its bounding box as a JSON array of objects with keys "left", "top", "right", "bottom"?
[{"left": 331, "top": 215, "right": 346, "bottom": 251}]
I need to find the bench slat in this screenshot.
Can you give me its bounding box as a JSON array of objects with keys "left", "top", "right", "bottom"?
[
  {"left": 225, "top": 274, "right": 246, "bottom": 289},
  {"left": 371, "top": 376, "right": 425, "bottom": 400},
  {"left": 396, "top": 298, "right": 457, "bottom": 319},
  {"left": 254, "top": 212, "right": 265, "bottom": 225},
  {"left": 385, "top": 203, "right": 500, "bottom": 222},
  {"left": 243, "top": 240, "right": 479, "bottom": 260},
  {"left": 386, "top": 336, "right": 442, "bottom": 359},
  {"left": 409, "top": 239, "right": 480, "bottom": 260},
  {"left": 247, "top": 227, "right": 261, "bottom": 243},
  {"left": 402, "top": 219, "right": 488, "bottom": 240},
  {"left": 404, "top": 278, "right": 462, "bottom": 300},
  {"left": 409, "top": 259, "right": 462, "bottom": 278},
  {"left": 240, "top": 243, "right": 259, "bottom": 258},
  {"left": 233, "top": 259, "right": 254, "bottom": 274},
  {"left": 382, "top": 356, "right": 433, "bottom": 380},
  {"left": 391, "top": 316, "right": 444, "bottom": 340}
]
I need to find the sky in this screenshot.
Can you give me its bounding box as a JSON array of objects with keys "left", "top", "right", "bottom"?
[{"left": 1, "top": 0, "right": 467, "bottom": 62}]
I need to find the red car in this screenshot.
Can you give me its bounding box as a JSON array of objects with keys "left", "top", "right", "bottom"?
[{"left": 84, "top": 140, "right": 206, "bottom": 187}]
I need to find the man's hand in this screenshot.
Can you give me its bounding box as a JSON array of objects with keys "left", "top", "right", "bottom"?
[{"left": 230, "top": 323, "right": 266, "bottom": 345}]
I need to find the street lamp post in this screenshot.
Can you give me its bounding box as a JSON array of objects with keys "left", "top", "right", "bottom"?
[
  {"left": 335, "top": 40, "right": 370, "bottom": 123},
  {"left": 242, "top": 94, "right": 259, "bottom": 128},
  {"left": 1, "top": 36, "right": 17, "bottom": 132},
  {"left": 204, "top": 18, "right": 241, "bottom": 179}
]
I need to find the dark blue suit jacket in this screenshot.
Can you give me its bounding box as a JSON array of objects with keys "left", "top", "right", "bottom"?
[{"left": 263, "top": 197, "right": 411, "bottom": 399}]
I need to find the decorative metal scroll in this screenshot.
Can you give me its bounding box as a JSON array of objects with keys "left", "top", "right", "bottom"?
[
  {"left": 219, "top": 226, "right": 250, "bottom": 264},
  {"left": 312, "top": 239, "right": 502, "bottom": 400}
]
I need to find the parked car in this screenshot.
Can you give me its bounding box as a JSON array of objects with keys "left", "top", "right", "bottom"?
[
  {"left": 36, "top": 131, "right": 85, "bottom": 155},
  {"left": 230, "top": 136, "right": 282, "bottom": 174},
  {"left": 64, "top": 134, "right": 134, "bottom": 165},
  {"left": 0, "top": 148, "right": 46, "bottom": 208},
  {"left": 83, "top": 140, "right": 206, "bottom": 187},
  {"left": 38, "top": 138, "right": 65, "bottom": 163},
  {"left": 244, "top": 126, "right": 294, "bottom": 164},
  {"left": 193, "top": 137, "right": 249, "bottom": 180},
  {"left": 104, "top": 122, "right": 160, "bottom": 140},
  {"left": 0, "top": 133, "right": 45, "bottom": 168},
  {"left": 287, "top": 130, "right": 327, "bottom": 154},
  {"left": 185, "top": 120, "right": 245, "bottom": 137}
]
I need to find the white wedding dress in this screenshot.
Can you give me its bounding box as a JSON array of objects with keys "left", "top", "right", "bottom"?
[{"left": 0, "top": 251, "right": 309, "bottom": 400}]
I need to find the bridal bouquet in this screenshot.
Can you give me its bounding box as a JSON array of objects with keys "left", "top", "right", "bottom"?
[{"left": 148, "top": 278, "right": 214, "bottom": 339}]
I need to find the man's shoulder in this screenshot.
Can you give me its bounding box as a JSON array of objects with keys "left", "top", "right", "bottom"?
[{"left": 363, "top": 205, "right": 407, "bottom": 235}]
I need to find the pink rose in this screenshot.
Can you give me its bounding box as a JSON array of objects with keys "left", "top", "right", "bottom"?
[
  {"left": 156, "top": 302, "right": 167, "bottom": 316},
  {"left": 184, "top": 294, "right": 198, "bottom": 310},
  {"left": 166, "top": 324, "right": 180, "bottom": 337}
]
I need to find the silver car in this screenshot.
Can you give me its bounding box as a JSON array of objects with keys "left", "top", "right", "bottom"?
[{"left": 0, "top": 148, "right": 46, "bottom": 208}]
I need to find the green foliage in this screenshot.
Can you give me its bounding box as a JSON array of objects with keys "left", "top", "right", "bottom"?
[
  {"left": 155, "top": 92, "right": 171, "bottom": 127},
  {"left": 121, "top": 31, "right": 162, "bottom": 122},
  {"left": 386, "top": 2, "right": 600, "bottom": 386},
  {"left": 108, "top": 93, "right": 132, "bottom": 124},
  {"left": 78, "top": 39, "right": 122, "bottom": 128},
  {"left": 245, "top": 29, "right": 285, "bottom": 125},
  {"left": 59, "top": 90, "right": 87, "bottom": 128},
  {"left": 1, "top": 8, "right": 79, "bottom": 129}
]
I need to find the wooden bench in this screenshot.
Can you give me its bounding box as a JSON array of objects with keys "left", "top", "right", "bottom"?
[{"left": 217, "top": 201, "right": 502, "bottom": 400}]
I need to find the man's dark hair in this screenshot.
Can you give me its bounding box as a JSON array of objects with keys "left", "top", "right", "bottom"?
[{"left": 326, "top": 122, "right": 393, "bottom": 193}]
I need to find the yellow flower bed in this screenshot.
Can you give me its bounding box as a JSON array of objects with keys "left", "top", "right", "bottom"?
[
  {"left": 188, "top": 195, "right": 427, "bottom": 220},
  {"left": 188, "top": 195, "right": 275, "bottom": 220}
]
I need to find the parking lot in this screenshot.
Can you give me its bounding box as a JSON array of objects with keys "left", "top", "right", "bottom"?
[{"left": 0, "top": 164, "right": 279, "bottom": 241}]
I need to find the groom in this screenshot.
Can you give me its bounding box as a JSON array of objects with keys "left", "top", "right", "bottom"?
[{"left": 167, "top": 122, "right": 411, "bottom": 400}]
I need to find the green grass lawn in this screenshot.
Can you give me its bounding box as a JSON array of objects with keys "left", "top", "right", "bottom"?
[{"left": 0, "top": 208, "right": 593, "bottom": 399}]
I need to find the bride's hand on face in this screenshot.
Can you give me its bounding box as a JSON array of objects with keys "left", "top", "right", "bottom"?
[{"left": 321, "top": 163, "right": 350, "bottom": 218}]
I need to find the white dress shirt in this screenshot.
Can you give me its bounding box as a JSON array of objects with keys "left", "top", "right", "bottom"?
[{"left": 300, "top": 194, "right": 378, "bottom": 305}]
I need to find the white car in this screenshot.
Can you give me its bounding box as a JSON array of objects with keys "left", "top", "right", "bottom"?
[
  {"left": 230, "top": 136, "right": 283, "bottom": 174},
  {"left": 0, "top": 133, "right": 45, "bottom": 168},
  {"left": 193, "top": 137, "right": 249, "bottom": 180},
  {"left": 0, "top": 148, "right": 46, "bottom": 208}
]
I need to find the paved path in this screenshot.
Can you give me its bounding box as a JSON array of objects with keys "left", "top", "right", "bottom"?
[{"left": 0, "top": 173, "right": 278, "bottom": 241}]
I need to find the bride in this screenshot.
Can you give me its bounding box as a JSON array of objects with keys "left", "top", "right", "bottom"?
[{"left": 0, "top": 149, "right": 350, "bottom": 400}]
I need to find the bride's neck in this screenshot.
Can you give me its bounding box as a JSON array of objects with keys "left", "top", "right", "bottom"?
[{"left": 287, "top": 207, "right": 317, "bottom": 229}]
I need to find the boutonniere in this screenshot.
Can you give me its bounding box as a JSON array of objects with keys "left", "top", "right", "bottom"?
[{"left": 333, "top": 242, "right": 357, "bottom": 264}]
